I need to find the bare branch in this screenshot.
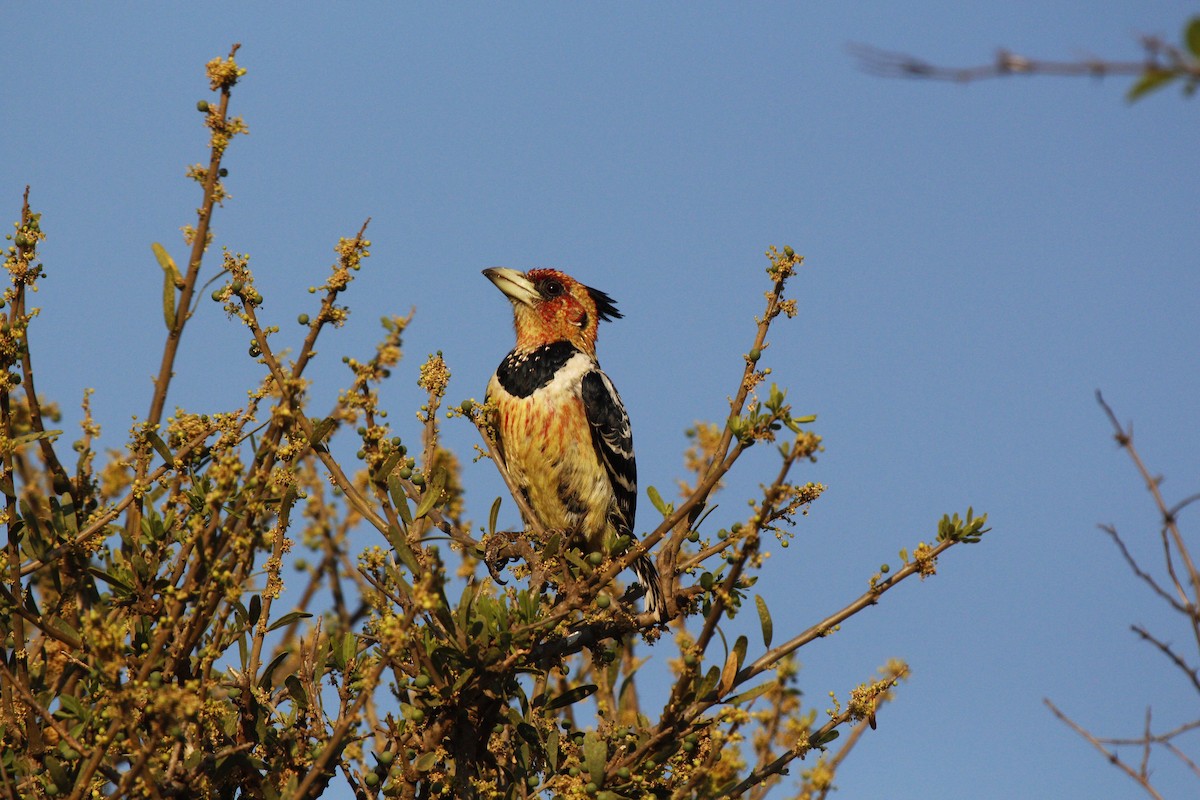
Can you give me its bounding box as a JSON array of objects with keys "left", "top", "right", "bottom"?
[
  {"left": 848, "top": 34, "right": 1199, "bottom": 86},
  {"left": 1045, "top": 699, "right": 1166, "bottom": 800},
  {"left": 1130, "top": 624, "right": 1200, "bottom": 694},
  {"left": 1098, "top": 523, "right": 1188, "bottom": 615}
]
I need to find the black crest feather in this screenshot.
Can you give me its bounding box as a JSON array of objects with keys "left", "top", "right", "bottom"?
[{"left": 586, "top": 285, "right": 622, "bottom": 321}]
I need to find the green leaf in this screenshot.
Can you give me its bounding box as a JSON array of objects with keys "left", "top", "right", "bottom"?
[
  {"left": 143, "top": 431, "right": 175, "bottom": 470},
  {"left": 732, "top": 635, "right": 748, "bottom": 671},
  {"left": 754, "top": 594, "right": 773, "bottom": 648},
  {"left": 285, "top": 674, "right": 308, "bottom": 709},
  {"left": 488, "top": 496, "right": 502, "bottom": 536},
  {"left": 266, "top": 610, "right": 313, "bottom": 633},
  {"left": 695, "top": 665, "right": 720, "bottom": 699},
  {"left": 87, "top": 567, "right": 134, "bottom": 595},
  {"left": 386, "top": 524, "right": 420, "bottom": 573},
  {"left": 546, "top": 684, "right": 598, "bottom": 710},
  {"left": 413, "top": 466, "right": 447, "bottom": 520},
  {"left": 374, "top": 449, "right": 406, "bottom": 482},
  {"left": 258, "top": 651, "right": 289, "bottom": 689},
  {"left": 332, "top": 632, "right": 357, "bottom": 671},
  {"left": 10, "top": 429, "right": 62, "bottom": 449},
  {"left": 1186, "top": 17, "right": 1200, "bottom": 59},
  {"left": 546, "top": 726, "right": 560, "bottom": 772},
  {"left": 309, "top": 416, "right": 336, "bottom": 448},
  {"left": 727, "top": 681, "right": 773, "bottom": 707},
  {"left": 57, "top": 693, "right": 86, "bottom": 720},
  {"left": 247, "top": 594, "right": 262, "bottom": 627},
  {"left": 1127, "top": 68, "right": 1178, "bottom": 102},
  {"left": 451, "top": 667, "right": 476, "bottom": 694},
  {"left": 646, "top": 485, "right": 672, "bottom": 517},
  {"left": 582, "top": 730, "right": 606, "bottom": 781},
  {"left": 153, "top": 243, "right": 182, "bottom": 331},
  {"left": 516, "top": 722, "right": 540, "bottom": 745},
  {"left": 46, "top": 755, "right": 70, "bottom": 791},
  {"left": 152, "top": 242, "right": 181, "bottom": 281},
  {"left": 811, "top": 728, "right": 841, "bottom": 747},
  {"left": 414, "top": 751, "right": 438, "bottom": 772},
  {"left": 388, "top": 476, "right": 413, "bottom": 526}
]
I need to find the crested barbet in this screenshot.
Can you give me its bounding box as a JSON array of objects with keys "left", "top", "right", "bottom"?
[{"left": 483, "top": 267, "right": 666, "bottom": 621}]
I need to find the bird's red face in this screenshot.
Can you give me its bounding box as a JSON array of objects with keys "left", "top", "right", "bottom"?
[{"left": 484, "top": 267, "right": 621, "bottom": 354}]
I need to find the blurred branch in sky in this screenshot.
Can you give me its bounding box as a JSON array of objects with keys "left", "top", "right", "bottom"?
[
  {"left": 1044, "top": 392, "right": 1200, "bottom": 799},
  {"left": 849, "top": 15, "right": 1200, "bottom": 102}
]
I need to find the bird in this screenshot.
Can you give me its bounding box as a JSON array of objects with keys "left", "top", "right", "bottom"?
[{"left": 483, "top": 266, "right": 665, "bottom": 621}]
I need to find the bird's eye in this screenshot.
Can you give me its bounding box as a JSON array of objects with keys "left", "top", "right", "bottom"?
[{"left": 540, "top": 279, "right": 565, "bottom": 298}]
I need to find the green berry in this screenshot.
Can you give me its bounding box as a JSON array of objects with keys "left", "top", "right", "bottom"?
[
  {"left": 413, "top": 674, "right": 431, "bottom": 689},
  {"left": 595, "top": 593, "right": 611, "bottom": 609},
  {"left": 587, "top": 552, "right": 604, "bottom": 566},
  {"left": 197, "top": 100, "right": 210, "bottom": 112},
  {"left": 783, "top": 245, "right": 795, "bottom": 257},
  {"left": 297, "top": 313, "right": 310, "bottom": 325},
  {"left": 748, "top": 348, "right": 761, "bottom": 362},
  {"left": 364, "top": 773, "right": 380, "bottom": 787}
]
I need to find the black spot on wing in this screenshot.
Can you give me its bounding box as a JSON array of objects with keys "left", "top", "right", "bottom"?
[
  {"left": 581, "top": 370, "right": 636, "bottom": 536},
  {"left": 495, "top": 341, "right": 579, "bottom": 399}
]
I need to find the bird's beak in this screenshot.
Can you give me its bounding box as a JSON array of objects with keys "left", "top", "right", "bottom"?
[{"left": 483, "top": 267, "right": 539, "bottom": 308}]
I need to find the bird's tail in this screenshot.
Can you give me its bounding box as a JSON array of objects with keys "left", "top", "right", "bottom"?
[{"left": 632, "top": 554, "right": 667, "bottom": 622}]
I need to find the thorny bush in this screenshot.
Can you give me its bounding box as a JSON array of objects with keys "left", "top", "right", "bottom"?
[{"left": 0, "top": 46, "right": 989, "bottom": 800}]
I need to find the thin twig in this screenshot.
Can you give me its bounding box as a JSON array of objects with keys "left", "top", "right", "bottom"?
[
  {"left": 1045, "top": 698, "right": 1165, "bottom": 800},
  {"left": 848, "top": 36, "right": 1199, "bottom": 84},
  {"left": 1131, "top": 623, "right": 1200, "bottom": 694}
]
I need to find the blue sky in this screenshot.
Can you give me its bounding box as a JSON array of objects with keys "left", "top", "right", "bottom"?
[{"left": 4, "top": 4, "right": 1199, "bottom": 798}]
